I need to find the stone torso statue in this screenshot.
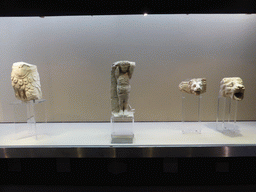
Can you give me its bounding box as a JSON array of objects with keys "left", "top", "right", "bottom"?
[
  {"left": 111, "top": 61, "right": 135, "bottom": 117},
  {"left": 11, "top": 62, "right": 42, "bottom": 102}
]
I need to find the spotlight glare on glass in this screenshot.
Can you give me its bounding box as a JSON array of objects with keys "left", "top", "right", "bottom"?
[{"left": 144, "top": 13, "right": 148, "bottom": 16}]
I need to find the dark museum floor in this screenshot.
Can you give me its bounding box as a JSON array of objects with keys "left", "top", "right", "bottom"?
[{"left": 1, "top": 185, "right": 256, "bottom": 192}]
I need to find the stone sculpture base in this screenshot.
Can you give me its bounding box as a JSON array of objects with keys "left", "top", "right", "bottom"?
[
  {"left": 112, "top": 109, "right": 135, "bottom": 118},
  {"left": 216, "top": 97, "right": 239, "bottom": 133},
  {"left": 10, "top": 99, "right": 47, "bottom": 140},
  {"left": 181, "top": 93, "right": 202, "bottom": 134},
  {"left": 111, "top": 115, "right": 134, "bottom": 144}
]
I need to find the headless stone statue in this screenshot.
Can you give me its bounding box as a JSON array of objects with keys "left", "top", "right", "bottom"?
[
  {"left": 11, "top": 62, "right": 42, "bottom": 102},
  {"left": 111, "top": 61, "right": 135, "bottom": 117}
]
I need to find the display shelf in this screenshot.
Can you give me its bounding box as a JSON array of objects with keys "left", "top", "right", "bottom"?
[{"left": 0, "top": 121, "right": 255, "bottom": 158}]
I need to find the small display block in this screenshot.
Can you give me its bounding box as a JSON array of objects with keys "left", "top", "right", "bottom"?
[
  {"left": 216, "top": 97, "right": 239, "bottom": 132},
  {"left": 181, "top": 93, "right": 202, "bottom": 134},
  {"left": 111, "top": 115, "right": 134, "bottom": 144},
  {"left": 10, "top": 99, "right": 47, "bottom": 140}
]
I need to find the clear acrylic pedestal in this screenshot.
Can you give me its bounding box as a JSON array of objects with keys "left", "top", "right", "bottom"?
[
  {"left": 111, "top": 113, "right": 134, "bottom": 144},
  {"left": 181, "top": 93, "right": 202, "bottom": 134},
  {"left": 10, "top": 99, "right": 47, "bottom": 140},
  {"left": 216, "top": 97, "right": 238, "bottom": 132}
]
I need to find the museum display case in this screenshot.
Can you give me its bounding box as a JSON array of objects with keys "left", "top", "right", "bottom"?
[{"left": 0, "top": 2, "right": 255, "bottom": 158}]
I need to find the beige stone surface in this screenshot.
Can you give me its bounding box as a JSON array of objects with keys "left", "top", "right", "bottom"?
[
  {"left": 219, "top": 77, "right": 245, "bottom": 101},
  {"left": 11, "top": 62, "right": 42, "bottom": 102},
  {"left": 179, "top": 78, "right": 206, "bottom": 96},
  {"left": 111, "top": 61, "right": 135, "bottom": 117}
]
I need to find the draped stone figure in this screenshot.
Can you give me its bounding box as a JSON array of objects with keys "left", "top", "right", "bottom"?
[
  {"left": 11, "top": 62, "right": 42, "bottom": 102},
  {"left": 111, "top": 61, "right": 135, "bottom": 117}
]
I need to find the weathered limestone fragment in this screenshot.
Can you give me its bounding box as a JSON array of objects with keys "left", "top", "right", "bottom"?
[
  {"left": 111, "top": 61, "right": 135, "bottom": 117},
  {"left": 179, "top": 78, "right": 206, "bottom": 95},
  {"left": 11, "top": 62, "right": 42, "bottom": 101},
  {"left": 219, "top": 77, "right": 245, "bottom": 101}
]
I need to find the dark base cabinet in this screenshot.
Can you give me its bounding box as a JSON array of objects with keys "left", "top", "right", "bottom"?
[{"left": 1, "top": 157, "right": 256, "bottom": 186}]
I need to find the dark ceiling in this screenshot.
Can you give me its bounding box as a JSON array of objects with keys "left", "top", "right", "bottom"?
[{"left": 0, "top": 0, "right": 255, "bottom": 16}]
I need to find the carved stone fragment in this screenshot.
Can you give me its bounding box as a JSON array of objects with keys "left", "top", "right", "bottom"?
[
  {"left": 111, "top": 61, "right": 135, "bottom": 117},
  {"left": 11, "top": 62, "right": 42, "bottom": 101},
  {"left": 219, "top": 77, "right": 245, "bottom": 101},
  {"left": 179, "top": 78, "right": 206, "bottom": 95}
]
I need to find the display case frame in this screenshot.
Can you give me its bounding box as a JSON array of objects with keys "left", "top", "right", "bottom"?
[{"left": 0, "top": 1, "right": 256, "bottom": 160}]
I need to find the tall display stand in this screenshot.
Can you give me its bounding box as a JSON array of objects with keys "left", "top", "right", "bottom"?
[
  {"left": 10, "top": 99, "right": 47, "bottom": 140},
  {"left": 111, "top": 111, "right": 135, "bottom": 144},
  {"left": 216, "top": 97, "right": 238, "bottom": 132},
  {"left": 181, "top": 93, "right": 202, "bottom": 134}
]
